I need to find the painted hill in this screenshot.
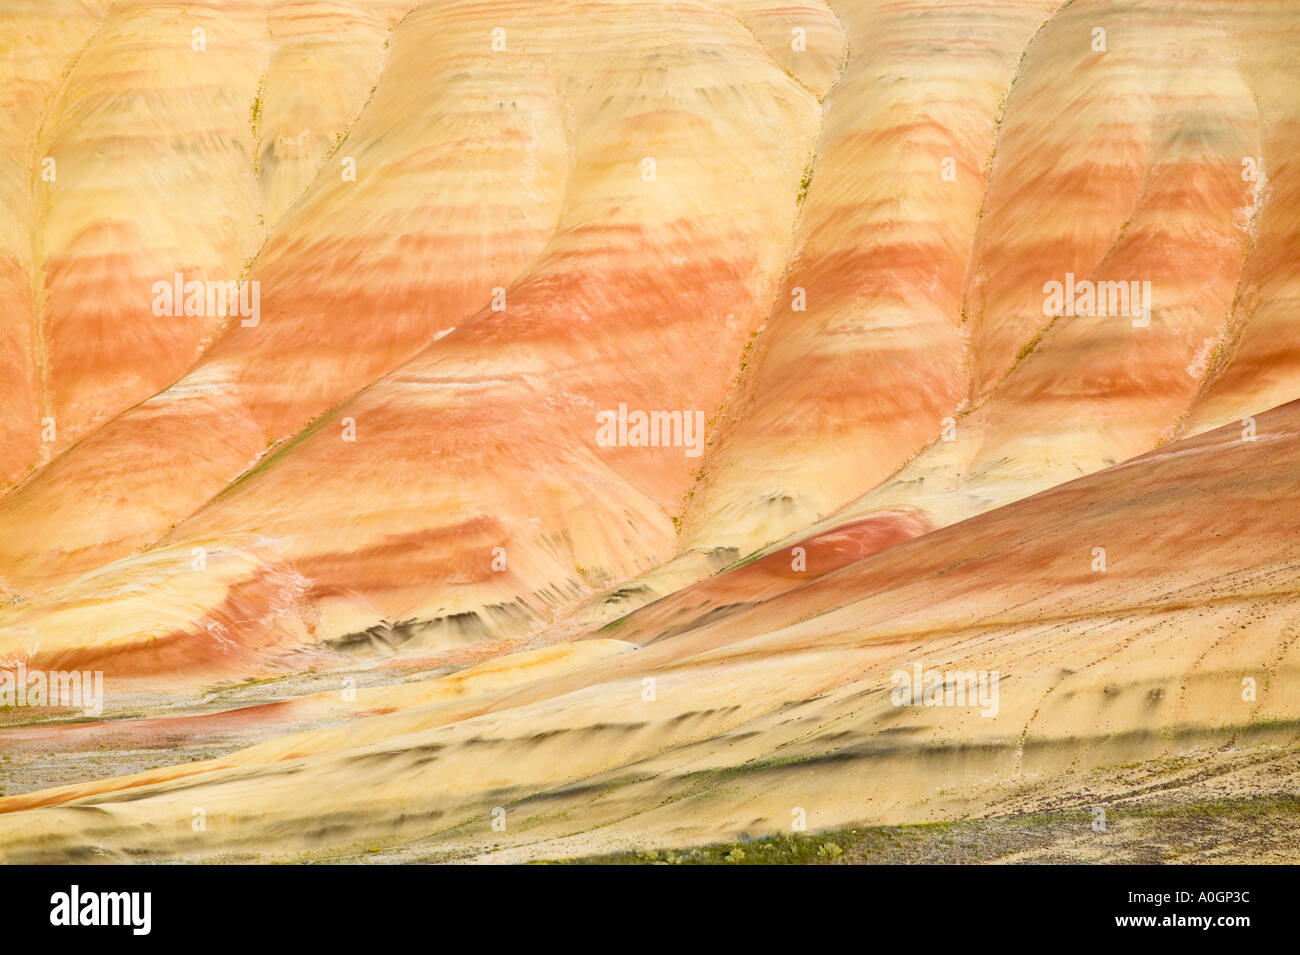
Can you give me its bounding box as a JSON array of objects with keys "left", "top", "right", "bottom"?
[{"left": 0, "top": 0, "right": 1297, "bottom": 863}]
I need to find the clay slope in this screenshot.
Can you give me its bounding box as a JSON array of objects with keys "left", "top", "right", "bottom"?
[
  {"left": 629, "top": 0, "right": 1300, "bottom": 613},
  {"left": 1, "top": 0, "right": 1299, "bottom": 677},
  {"left": 0, "top": 0, "right": 1297, "bottom": 863},
  {"left": 1, "top": 400, "right": 1297, "bottom": 862},
  {"left": 0, "top": 0, "right": 823, "bottom": 673}
]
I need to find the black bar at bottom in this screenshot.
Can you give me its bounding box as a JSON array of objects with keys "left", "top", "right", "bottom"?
[{"left": 1, "top": 863, "right": 1278, "bottom": 942}]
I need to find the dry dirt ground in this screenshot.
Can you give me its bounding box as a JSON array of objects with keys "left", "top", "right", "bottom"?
[{"left": 546, "top": 795, "right": 1300, "bottom": 865}]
